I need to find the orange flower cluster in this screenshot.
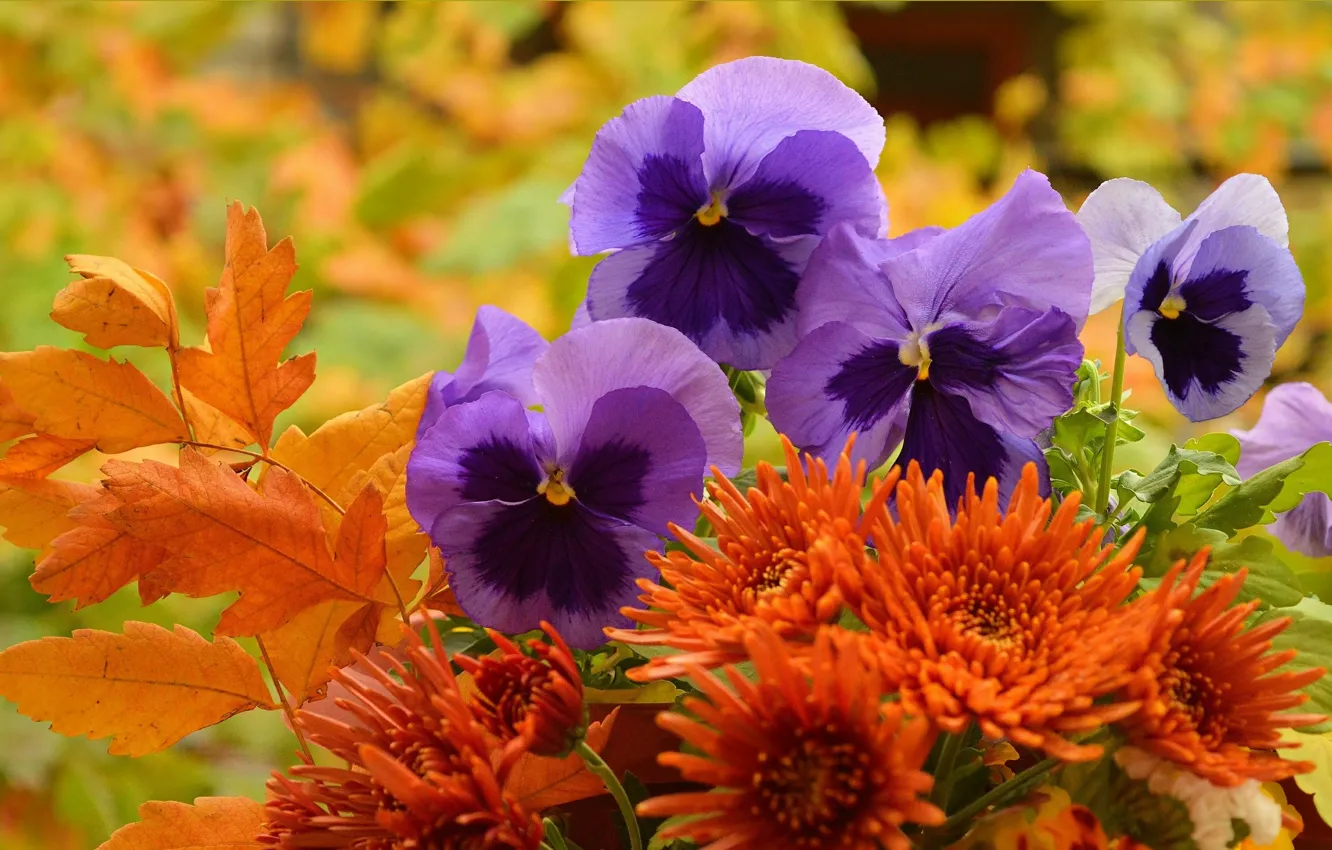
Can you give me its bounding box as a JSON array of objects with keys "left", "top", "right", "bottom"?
[
  {"left": 610, "top": 435, "right": 884, "bottom": 679},
  {"left": 260, "top": 622, "right": 585, "bottom": 849}
]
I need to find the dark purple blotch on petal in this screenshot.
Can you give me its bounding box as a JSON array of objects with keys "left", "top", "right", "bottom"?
[
  {"left": 568, "top": 439, "right": 651, "bottom": 523},
  {"left": 825, "top": 339, "right": 917, "bottom": 431},
  {"left": 925, "top": 325, "right": 1000, "bottom": 391},
  {"left": 1178, "top": 267, "right": 1251, "bottom": 321},
  {"left": 457, "top": 437, "right": 544, "bottom": 503},
  {"left": 1149, "top": 314, "right": 1245, "bottom": 399},
  {"left": 1137, "top": 260, "right": 1172, "bottom": 313},
  {"left": 635, "top": 154, "right": 707, "bottom": 240},
  {"left": 727, "top": 176, "right": 826, "bottom": 240},
  {"left": 898, "top": 381, "right": 1005, "bottom": 509}
]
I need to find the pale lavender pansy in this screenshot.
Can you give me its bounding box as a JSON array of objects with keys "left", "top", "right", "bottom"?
[
  {"left": 406, "top": 318, "right": 742, "bottom": 648},
  {"left": 564, "top": 56, "right": 887, "bottom": 370},
  {"left": 1078, "top": 174, "right": 1304, "bottom": 422},
  {"left": 766, "top": 169, "right": 1091, "bottom": 506},
  {"left": 1232, "top": 382, "right": 1332, "bottom": 558}
]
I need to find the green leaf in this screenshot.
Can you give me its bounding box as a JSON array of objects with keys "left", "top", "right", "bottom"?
[
  {"left": 1194, "top": 442, "right": 1332, "bottom": 536},
  {"left": 1278, "top": 728, "right": 1332, "bottom": 828},
  {"left": 1140, "top": 526, "right": 1304, "bottom": 608},
  {"left": 423, "top": 177, "right": 571, "bottom": 275},
  {"left": 584, "top": 680, "right": 683, "bottom": 705},
  {"left": 1117, "top": 443, "right": 1240, "bottom": 510},
  {"left": 1264, "top": 599, "right": 1332, "bottom": 734}
]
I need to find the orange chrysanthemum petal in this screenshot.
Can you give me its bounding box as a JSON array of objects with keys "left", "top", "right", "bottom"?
[
  {"left": 640, "top": 623, "right": 943, "bottom": 850},
  {"left": 847, "top": 462, "right": 1152, "bottom": 762},
  {"left": 609, "top": 435, "right": 889, "bottom": 679},
  {"left": 1120, "top": 550, "right": 1328, "bottom": 786}
]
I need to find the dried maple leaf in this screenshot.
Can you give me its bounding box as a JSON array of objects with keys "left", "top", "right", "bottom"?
[
  {"left": 0, "top": 433, "right": 96, "bottom": 479},
  {"left": 508, "top": 709, "right": 619, "bottom": 811},
  {"left": 54, "top": 255, "right": 175, "bottom": 349},
  {"left": 176, "top": 202, "right": 315, "bottom": 447},
  {"left": 101, "top": 448, "right": 386, "bottom": 635},
  {"left": 0, "top": 622, "right": 274, "bottom": 756},
  {"left": 181, "top": 389, "right": 252, "bottom": 453},
  {"left": 0, "top": 347, "right": 189, "bottom": 453},
  {"left": 97, "top": 796, "right": 265, "bottom": 850},
  {"left": 0, "top": 377, "right": 36, "bottom": 442},
  {"left": 0, "top": 478, "right": 98, "bottom": 552}
]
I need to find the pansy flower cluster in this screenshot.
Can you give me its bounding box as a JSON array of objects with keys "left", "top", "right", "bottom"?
[{"left": 261, "top": 57, "right": 1329, "bottom": 850}]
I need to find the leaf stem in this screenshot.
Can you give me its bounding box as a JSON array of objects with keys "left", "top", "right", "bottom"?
[
  {"left": 929, "top": 730, "right": 966, "bottom": 812},
  {"left": 167, "top": 348, "right": 196, "bottom": 443},
  {"left": 181, "top": 441, "right": 345, "bottom": 516},
  {"left": 257, "top": 635, "right": 313, "bottom": 763},
  {"left": 575, "top": 738, "right": 642, "bottom": 850},
  {"left": 935, "top": 757, "right": 1059, "bottom": 840},
  {"left": 1094, "top": 301, "right": 1129, "bottom": 515}
]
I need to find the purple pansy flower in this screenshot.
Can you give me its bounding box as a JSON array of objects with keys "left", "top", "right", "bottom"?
[
  {"left": 416, "top": 306, "right": 549, "bottom": 441},
  {"left": 406, "top": 318, "right": 742, "bottom": 648},
  {"left": 1232, "top": 383, "right": 1332, "bottom": 557},
  {"left": 564, "top": 56, "right": 887, "bottom": 370},
  {"left": 1078, "top": 174, "right": 1304, "bottom": 421},
  {"left": 766, "top": 170, "right": 1091, "bottom": 506}
]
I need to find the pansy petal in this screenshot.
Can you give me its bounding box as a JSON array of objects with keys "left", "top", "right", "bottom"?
[
  {"left": 877, "top": 169, "right": 1093, "bottom": 330},
  {"left": 1271, "top": 493, "right": 1332, "bottom": 559},
  {"left": 585, "top": 225, "right": 814, "bottom": 370},
  {"left": 926, "top": 307, "right": 1083, "bottom": 438},
  {"left": 418, "top": 306, "right": 549, "bottom": 439},
  {"left": 570, "top": 301, "right": 593, "bottom": 330},
  {"left": 1121, "top": 221, "right": 1198, "bottom": 354},
  {"left": 897, "top": 383, "right": 1015, "bottom": 508},
  {"left": 767, "top": 322, "right": 914, "bottom": 471},
  {"left": 567, "top": 386, "right": 707, "bottom": 535},
  {"left": 434, "top": 499, "right": 659, "bottom": 648},
  {"left": 794, "top": 221, "right": 914, "bottom": 338},
  {"left": 533, "top": 317, "right": 742, "bottom": 475},
  {"left": 676, "top": 56, "right": 885, "bottom": 188},
  {"left": 568, "top": 95, "right": 708, "bottom": 254},
  {"left": 727, "top": 130, "right": 886, "bottom": 240},
  {"left": 1126, "top": 304, "right": 1277, "bottom": 422},
  {"left": 998, "top": 434, "right": 1052, "bottom": 501},
  {"left": 1180, "top": 173, "right": 1289, "bottom": 257},
  {"left": 1181, "top": 225, "right": 1304, "bottom": 346},
  {"left": 407, "top": 391, "right": 548, "bottom": 536},
  {"left": 1076, "top": 178, "right": 1182, "bottom": 314},
  {"left": 1231, "top": 383, "right": 1332, "bottom": 477}
]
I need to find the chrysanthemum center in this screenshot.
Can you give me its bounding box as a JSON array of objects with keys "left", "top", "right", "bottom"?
[
  {"left": 952, "top": 596, "right": 1023, "bottom": 647},
  {"left": 538, "top": 469, "right": 576, "bottom": 506},
  {"left": 1158, "top": 294, "right": 1187, "bottom": 320},
  {"left": 1162, "top": 650, "right": 1227, "bottom": 740},
  {"left": 898, "top": 332, "right": 932, "bottom": 381},
  {"left": 753, "top": 726, "right": 867, "bottom": 838},
  {"left": 696, "top": 191, "right": 728, "bottom": 227},
  {"left": 749, "top": 552, "right": 803, "bottom": 596}
]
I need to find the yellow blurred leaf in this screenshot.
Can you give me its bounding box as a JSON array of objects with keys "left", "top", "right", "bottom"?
[
  {"left": 584, "top": 680, "right": 682, "bottom": 704},
  {"left": 300, "top": 1, "right": 377, "bottom": 74},
  {"left": 1280, "top": 728, "right": 1332, "bottom": 827}
]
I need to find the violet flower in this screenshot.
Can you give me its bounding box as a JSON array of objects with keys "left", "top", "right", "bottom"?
[
  {"left": 416, "top": 306, "right": 549, "bottom": 440},
  {"left": 1078, "top": 174, "right": 1304, "bottom": 421},
  {"left": 564, "top": 56, "right": 887, "bottom": 370},
  {"left": 766, "top": 170, "right": 1091, "bottom": 506},
  {"left": 406, "top": 318, "right": 742, "bottom": 648},
  {"left": 1232, "top": 383, "right": 1332, "bottom": 557}
]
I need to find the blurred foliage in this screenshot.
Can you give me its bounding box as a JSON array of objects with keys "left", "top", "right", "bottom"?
[{"left": 2, "top": 2, "right": 1332, "bottom": 844}]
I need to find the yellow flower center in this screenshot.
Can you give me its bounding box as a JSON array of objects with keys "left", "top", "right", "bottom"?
[
  {"left": 1159, "top": 295, "right": 1187, "bottom": 320},
  {"left": 538, "top": 469, "right": 576, "bottom": 506},
  {"left": 696, "top": 191, "right": 728, "bottom": 227},
  {"left": 898, "top": 333, "right": 932, "bottom": 381}
]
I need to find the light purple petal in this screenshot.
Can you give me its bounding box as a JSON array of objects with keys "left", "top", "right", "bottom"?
[
  {"left": 1182, "top": 225, "right": 1304, "bottom": 346},
  {"left": 1076, "top": 178, "right": 1182, "bottom": 315},
  {"left": 532, "top": 317, "right": 743, "bottom": 475},
  {"left": 728, "top": 130, "right": 886, "bottom": 240},
  {"left": 876, "top": 169, "right": 1094, "bottom": 331},
  {"left": 1231, "top": 382, "right": 1332, "bottom": 477},
  {"left": 794, "top": 221, "right": 914, "bottom": 338},
  {"left": 1179, "top": 173, "right": 1290, "bottom": 259},
  {"left": 407, "top": 391, "right": 548, "bottom": 537},
  {"left": 676, "top": 56, "right": 885, "bottom": 189},
  {"left": 568, "top": 95, "right": 708, "bottom": 254},
  {"left": 1271, "top": 493, "right": 1332, "bottom": 558},
  {"left": 566, "top": 386, "right": 707, "bottom": 535},
  {"left": 927, "top": 307, "right": 1083, "bottom": 438},
  {"left": 767, "top": 322, "right": 913, "bottom": 472},
  {"left": 1121, "top": 221, "right": 1197, "bottom": 355},
  {"left": 570, "top": 301, "right": 593, "bottom": 330}
]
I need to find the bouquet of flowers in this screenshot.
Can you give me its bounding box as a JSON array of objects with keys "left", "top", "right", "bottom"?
[{"left": 0, "top": 56, "right": 1328, "bottom": 850}]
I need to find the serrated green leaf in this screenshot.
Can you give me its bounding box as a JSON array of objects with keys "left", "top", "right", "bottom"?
[
  {"left": 1264, "top": 602, "right": 1332, "bottom": 734},
  {"left": 1195, "top": 442, "right": 1332, "bottom": 536},
  {"left": 1140, "top": 526, "right": 1304, "bottom": 608}
]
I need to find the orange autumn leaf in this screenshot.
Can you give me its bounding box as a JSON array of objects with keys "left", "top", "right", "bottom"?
[
  {"left": 0, "top": 377, "right": 36, "bottom": 442},
  {"left": 181, "top": 389, "right": 252, "bottom": 454},
  {"left": 0, "top": 622, "right": 274, "bottom": 756},
  {"left": 0, "top": 347, "right": 189, "bottom": 453},
  {"left": 102, "top": 448, "right": 383, "bottom": 635},
  {"left": 345, "top": 445, "right": 426, "bottom": 635},
  {"left": 508, "top": 709, "right": 619, "bottom": 811},
  {"left": 54, "top": 254, "right": 175, "bottom": 349},
  {"left": 176, "top": 202, "right": 315, "bottom": 447},
  {"left": 0, "top": 433, "right": 96, "bottom": 479},
  {"left": 97, "top": 796, "right": 265, "bottom": 850},
  {"left": 30, "top": 492, "right": 171, "bottom": 609},
  {"left": 0, "top": 478, "right": 98, "bottom": 552}
]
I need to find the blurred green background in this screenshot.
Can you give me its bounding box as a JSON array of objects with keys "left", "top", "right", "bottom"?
[{"left": 2, "top": 2, "right": 1332, "bottom": 845}]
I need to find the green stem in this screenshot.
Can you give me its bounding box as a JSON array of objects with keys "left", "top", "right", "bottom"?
[
  {"left": 576, "top": 739, "right": 642, "bottom": 850},
  {"left": 937, "top": 757, "right": 1059, "bottom": 839},
  {"left": 1094, "top": 301, "right": 1129, "bottom": 515},
  {"left": 929, "top": 731, "right": 966, "bottom": 812}
]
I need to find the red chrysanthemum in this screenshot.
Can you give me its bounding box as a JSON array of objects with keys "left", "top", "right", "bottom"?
[
  {"left": 454, "top": 622, "right": 586, "bottom": 757},
  {"left": 845, "top": 463, "right": 1152, "bottom": 761},
  {"left": 638, "top": 623, "right": 943, "bottom": 850},
  {"left": 259, "top": 628, "right": 543, "bottom": 849},
  {"left": 609, "top": 435, "right": 887, "bottom": 679},
  {"left": 1120, "top": 550, "right": 1327, "bottom": 786}
]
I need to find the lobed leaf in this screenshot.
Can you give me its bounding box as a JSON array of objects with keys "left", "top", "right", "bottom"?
[
  {"left": 97, "top": 795, "right": 266, "bottom": 849},
  {"left": 54, "top": 255, "right": 175, "bottom": 349},
  {"left": 0, "top": 477, "right": 99, "bottom": 552},
  {"left": 0, "top": 622, "right": 273, "bottom": 757},
  {"left": 508, "top": 709, "right": 619, "bottom": 811},
  {"left": 0, "top": 376, "right": 36, "bottom": 442},
  {"left": 1195, "top": 442, "right": 1332, "bottom": 536}
]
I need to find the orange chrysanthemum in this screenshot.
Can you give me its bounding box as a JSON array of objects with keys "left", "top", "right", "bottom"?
[
  {"left": 846, "top": 463, "right": 1150, "bottom": 762},
  {"left": 454, "top": 622, "right": 586, "bottom": 757},
  {"left": 1120, "top": 551, "right": 1327, "bottom": 787},
  {"left": 639, "top": 623, "right": 943, "bottom": 850},
  {"left": 260, "top": 628, "right": 543, "bottom": 849},
  {"left": 609, "top": 435, "right": 886, "bottom": 679}
]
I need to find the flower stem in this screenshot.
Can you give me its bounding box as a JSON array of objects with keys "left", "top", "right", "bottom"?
[
  {"left": 929, "top": 730, "right": 967, "bottom": 812},
  {"left": 1094, "top": 301, "right": 1129, "bottom": 515},
  {"left": 575, "top": 739, "right": 642, "bottom": 850},
  {"left": 257, "top": 635, "right": 314, "bottom": 763},
  {"left": 937, "top": 757, "right": 1059, "bottom": 839}
]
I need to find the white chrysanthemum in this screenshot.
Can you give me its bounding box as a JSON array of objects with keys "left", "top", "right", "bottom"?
[{"left": 1115, "top": 746, "right": 1282, "bottom": 850}]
